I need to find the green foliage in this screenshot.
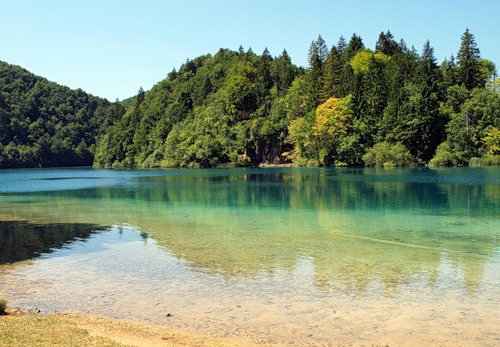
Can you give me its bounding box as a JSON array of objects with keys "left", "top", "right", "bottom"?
[
  {"left": 429, "top": 142, "right": 455, "bottom": 166},
  {"left": 271, "top": 49, "right": 297, "bottom": 97},
  {"left": 286, "top": 95, "right": 354, "bottom": 166},
  {"left": 0, "top": 299, "right": 6, "bottom": 314},
  {"left": 308, "top": 35, "right": 329, "bottom": 105},
  {"left": 2, "top": 29, "right": 498, "bottom": 169},
  {"left": 445, "top": 88, "right": 500, "bottom": 164},
  {"left": 345, "top": 34, "right": 365, "bottom": 61},
  {"left": 483, "top": 126, "right": 500, "bottom": 155},
  {"left": 284, "top": 75, "right": 314, "bottom": 120},
  {"left": 119, "top": 95, "right": 137, "bottom": 109},
  {"left": 94, "top": 48, "right": 300, "bottom": 168},
  {"left": 350, "top": 50, "right": 390, "bottom": 74},
  {"left": 286, "top": 115, "right": 315, "bottom": 166},
  {"left": 320, "top": 45, "right": 342, "bottom": 102},
  {"left": 362, "top": 142, "right": 414, "bottom": 167},
  {"left": 457, "top": 28, "right": 483, "bottom": 90},
  {"left": 441, "top": 55, "right": 459, "bottom": 88},
  {"left": 375, "top": 30, "right": 401, "bottom": 56},
  {"left": 0, "top": 61, "right": 124, "bottom": 168},
  {"left": 468, "top": 157, "right": 483, "bottom": 167},
  {"left": 482, "top": 154, "right": 500, "bottom": 166},
  {"left": 313, "top": 96, "right": 353, "bottom": 165}
]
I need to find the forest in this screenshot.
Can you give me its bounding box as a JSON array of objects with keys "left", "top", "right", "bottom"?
[
  {"left": 1, "top": 28, "right": 500, "bottom": 169},
  {"left": 0, "top": 61, "right": 125, "bottom": 168}
]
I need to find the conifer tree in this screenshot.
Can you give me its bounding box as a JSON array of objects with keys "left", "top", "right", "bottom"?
[
  {"left": 419, "top": 40, "right": 441, "bottom": 91},
  {"left": 441, "top": 55, "right": 459, "bottom": 88},
  {"left": 345, "top": 34, "right": 364, "bottom": 61},
  {"left": 363, "top": 55, "right": 388, "bottom": 143},
  {"left": 272, "top": 49, "right": 294, "bottom": 96},
  {"left": 382, "top": 49, "right": 418, "bottom": 143},
  {"left": 257, "top": 48, "right": 273, "bottom": 102},
  {"left": 238, "top": 45, "right": 246, "bottom": 60},
  {"left": 398, "top": 39, "right": 409, "bottom": 53},
  {"left": 416, "top": 40, "right": 445, "bottom": 161},
  {"left": 375, "top": 30, "right": 400, "bottom": 56},
  {"left": 308, "top": 35, "right": 328, "bottom": 106},
  {"left": 457, "top": 28, "right": 483, "bottom": 90},
  {"left": 320, "top": 45, "right": 342, "bottom": 102},
  {"left": 336, "top": 36, "right": 347, "bottom": 55},
  {"left": 337, "top": 64, "right": 356, "bottom": 98}
]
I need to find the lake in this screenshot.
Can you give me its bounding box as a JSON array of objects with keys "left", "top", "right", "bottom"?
[{"left": 0, "top": 167, "right": 499, "bottom": 345}]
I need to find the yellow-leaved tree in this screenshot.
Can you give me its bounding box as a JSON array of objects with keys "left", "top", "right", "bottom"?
[
  {"left": 483, "top": 126, "right": 500, "bottom": 155},
  {"left": 313, "top": 95, "right": 353, "bottom": 165},
  {"left": 286, "top": 95, "right": 353, "bottom": 166}
]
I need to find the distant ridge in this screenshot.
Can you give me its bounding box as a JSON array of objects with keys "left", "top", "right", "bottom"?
[{"left": 0, "top": 60, "right": 125, "bottom": 168}]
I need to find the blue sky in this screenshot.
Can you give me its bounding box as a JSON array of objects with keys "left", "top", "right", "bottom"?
[{"left": 2, "top": 0, "right": 499, "bottom": 101}]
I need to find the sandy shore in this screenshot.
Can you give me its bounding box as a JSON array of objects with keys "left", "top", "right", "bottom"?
[
  {"left": 0, "top": 310, "right": 262, "bottom": 347},
  {"left": 3, "top": 306, "right": 499, "bottom": 347}
]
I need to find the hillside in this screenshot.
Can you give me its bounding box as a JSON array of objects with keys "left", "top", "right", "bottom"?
[
  {"left": 1, "top": 28, "right": 499, "bottom": 169},
  {"left": 0, "top": 61, "right": 124, "bottom": 168},
  {"left": 94, "top": 48, "right": 301, "bottom": 168},
  {"left": 118, "top": 95, "right": 137, "bottom": 110},
  {"left": 94, "top": 29, "right": 500, "bottom": 168}
]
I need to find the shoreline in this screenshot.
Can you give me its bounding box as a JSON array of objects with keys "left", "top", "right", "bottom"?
[
  {"left": 2, "top": 304, "right": 498, "bottom": 347},
  {"left": 1, "top": 309, "right": 262, "bottom": 347}
]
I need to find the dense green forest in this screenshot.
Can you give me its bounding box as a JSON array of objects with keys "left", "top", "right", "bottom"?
[
  {"left": 1, "top": 29, "right": 499, "bottom": 169},
  {"left": 94, "top": 29, "right": 500, "bottom": 168},
  {"left": 0, "top": 61, "right": 125, "bottom": 168}
]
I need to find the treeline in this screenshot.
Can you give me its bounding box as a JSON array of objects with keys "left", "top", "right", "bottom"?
[
  {"left": 0, "top": 61, "right": 125, "bottom": 168},
  {"left": 95, "top": 28, "right": 500, "bottom": 168},
  {"left": 1, "top": 29, "right": 499, "bottom": 169},
  {"left": 94, "top": 48, "right": 302, "bottom": 168}
]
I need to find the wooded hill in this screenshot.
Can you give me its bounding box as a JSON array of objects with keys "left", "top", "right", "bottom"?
[
  {"left": 1, "top": 29, "right": 499, "bottom": 169},
  {"left": 0, "top": 61, "right": 125, "bottom": 168},
  {"left": 94, "top": 29, "right": 500, "bottom": 168}
]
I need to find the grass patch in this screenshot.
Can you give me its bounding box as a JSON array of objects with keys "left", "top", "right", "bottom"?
[
  {"left": 0, "top": 315, "right": 126, "bottom": 347},
  {"left": 0, "top": 314, "right": 252, "bottom": 346}
]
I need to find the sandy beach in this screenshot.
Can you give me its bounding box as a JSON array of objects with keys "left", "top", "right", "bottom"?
[{"left": 1, "top": 302, "right": 499, "bottom": 347}]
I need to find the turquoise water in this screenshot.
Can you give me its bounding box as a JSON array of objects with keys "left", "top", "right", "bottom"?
[{"left": 0, "top": 167, "right": 499, "bottom": 345}]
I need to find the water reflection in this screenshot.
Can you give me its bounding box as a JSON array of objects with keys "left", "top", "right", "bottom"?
[
  {"left": 87, "top": 167, "right": 500, "bottom": 215},
  {"left": 0, "top": 167, "right": 498, "bottom": 297},
  {"left": 0, "top": 220, "right": 108, "bottom": 264},
  {"left": 150, "top": 208, "right": 496, "bottom": 297}
]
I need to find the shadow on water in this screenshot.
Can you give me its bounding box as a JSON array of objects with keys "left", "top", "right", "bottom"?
[{"left": 0, "top": 220, "right": 109, "bottom": 264}]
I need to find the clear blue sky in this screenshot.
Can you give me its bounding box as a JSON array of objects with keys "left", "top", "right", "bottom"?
[{"left": 2, "top": 0, "right": 499, "bottom": 101}]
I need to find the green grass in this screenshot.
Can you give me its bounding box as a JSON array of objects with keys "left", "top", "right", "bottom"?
[{"left": 0, "top": 316, "right": 127, "bottom": 347}]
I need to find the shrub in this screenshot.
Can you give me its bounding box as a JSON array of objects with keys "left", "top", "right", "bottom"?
[
  {"left": 362, "top": 142, "right": 414, "bottom": 167},
  {"left": 482, "top": 154, "right": 500, "bottom": 166},
  {"left": 429, "top": 142, "right": 455, "bottom": 167}
]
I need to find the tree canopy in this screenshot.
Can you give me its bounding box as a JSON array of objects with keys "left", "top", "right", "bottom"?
[
  {"left": 1, "top": 28, "right": 499, "bottom": 169},
  {"left": 0, "top": 61, "right": 124, "bottom": 168}
]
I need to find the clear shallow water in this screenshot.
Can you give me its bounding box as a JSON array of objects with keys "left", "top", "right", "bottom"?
[{"left": 0, "top": 167, "right": 499, "bottom": 345}]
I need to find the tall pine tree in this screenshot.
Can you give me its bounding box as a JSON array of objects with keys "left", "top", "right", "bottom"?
[
  {"left": 256, "top": 48, "right": 273, "bottom": 103},
  {"left": 375, "top": 30, "right": 400, "bottom": 56},
  {"left": 308, "top": 35, "right": 328, "bottom": 106},
  {"left": 272, "top": 49, "right": 295, "bottom": 96},
  {"left": 345, "top": 34, "right": 364, "bottom": 61},
  {"left": 457, "top": 28, "right": 483, "bottom": 90},
  {"left": 415, "top": 40, "right": 445, "bottom": 161},
  {"left": 320, "top": 45, "right": 343, "bottom": 102},
  {"left": 336, "top": 36, "right": 347, "bottom": 56}
]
